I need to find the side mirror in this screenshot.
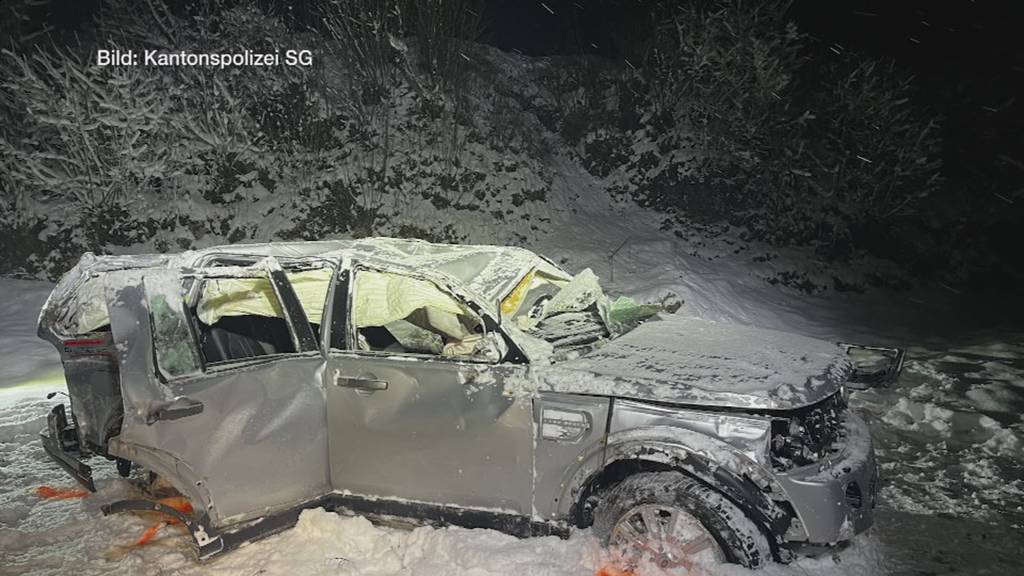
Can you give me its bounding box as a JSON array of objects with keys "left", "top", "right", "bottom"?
[{"left": 840, "top": 343, "right": 906, "bottom": 389}]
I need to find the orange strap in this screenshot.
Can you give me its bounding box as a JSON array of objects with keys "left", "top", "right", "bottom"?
[
  {"left": 36, "top": 485, "right": 90, "bottom": 500},
  {"left": 135, "top": 521, "right": 168, "bottom": 546}
]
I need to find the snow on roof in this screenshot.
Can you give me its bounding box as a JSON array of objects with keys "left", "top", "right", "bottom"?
[{"left": 39, "top": 238, "right": 569, "bottom": 338}]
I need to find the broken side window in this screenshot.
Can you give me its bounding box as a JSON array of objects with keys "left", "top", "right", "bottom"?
[
  {"left": 185, "top": 262, "right": 333, "bottom": 364},
  {"left": 346, "top": 269, "right": 503, "bottom": 362},
  {"left": 144, "top": 273, "right": 203, "bottom": 380}
]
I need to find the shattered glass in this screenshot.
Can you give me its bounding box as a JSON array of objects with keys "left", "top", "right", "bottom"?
[{"left": 145, "top": 276, "right": 202, "bottom": 379}]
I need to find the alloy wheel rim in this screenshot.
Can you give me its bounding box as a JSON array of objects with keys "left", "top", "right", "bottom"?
[{"left": 609, "top": 503, "right": 725, "bottom": 570}]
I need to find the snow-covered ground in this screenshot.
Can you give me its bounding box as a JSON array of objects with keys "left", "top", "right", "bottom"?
[{"left": 2, "top": 175, "right": 1022, "bottom": 575}]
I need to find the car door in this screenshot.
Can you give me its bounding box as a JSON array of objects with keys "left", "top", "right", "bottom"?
[
  {"left": 103, "top": 258, "right": 333, "bottom": 528},
  {"left": 323, "top": 263, "right": 536, "bottom": 518}
]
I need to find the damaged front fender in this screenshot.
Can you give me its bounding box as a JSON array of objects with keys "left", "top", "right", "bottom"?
[
  {"left": 603, "top": 427, "right": 794, "bottom": 535},
  {"left": 559, "top": 417, "right": 796, "bottom": 557}
]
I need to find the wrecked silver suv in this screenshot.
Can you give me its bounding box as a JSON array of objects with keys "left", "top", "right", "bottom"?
[{"left": 37, "top": 238, "right": 903, "bottom": 569}]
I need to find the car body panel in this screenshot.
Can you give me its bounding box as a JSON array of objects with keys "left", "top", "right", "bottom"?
[
  {"left": 608, "top": 399, "right": 773, "bottom": 468},
  {"left": 325, "top": 353, "right": 534, "bottom": 514},
  {"left": 539, "top": 315, "right": 852, "bottom": 410},
  {"left": 324, "top": 256, "right": 535, "bottom": 514},
  {"left": 774, "top": 413, "right": 878, "bottom": 544},
  {"left": 55, "top": 332, "right": 121, "bottom": 452},
  {"left": 531, "top": 392, "right": 611, "bottom": 520},
  {"left": 102, "top": 268, "right": 332, "bottom": 526},
  {"left": 601, "top": 414, "right": 795, "bottom": 537}
]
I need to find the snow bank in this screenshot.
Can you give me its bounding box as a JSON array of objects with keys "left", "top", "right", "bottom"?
[
  {"left": 0, "top": 279, "right": 64, "bottom": 391},
  {"left": 852, "top": 344, "right": 1024, "bottom": 524}
]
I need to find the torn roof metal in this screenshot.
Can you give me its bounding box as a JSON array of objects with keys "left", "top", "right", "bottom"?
[{"left": 39, "top": 238, "right": 569, "bottom": 339}]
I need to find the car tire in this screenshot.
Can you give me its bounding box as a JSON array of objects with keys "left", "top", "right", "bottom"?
[{"left": 592, "top": 471, "right": 772, "bottom": 570}]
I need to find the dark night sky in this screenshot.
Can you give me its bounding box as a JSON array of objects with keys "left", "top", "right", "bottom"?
[
  {"left": 22, "top": 0, "right": 1024, "bottom": 192},
  {"left": 479, "top": 0, "right": 1022, "bottom": 197}
]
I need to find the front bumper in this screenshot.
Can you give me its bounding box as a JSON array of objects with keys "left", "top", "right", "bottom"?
[{"left": 774, "top": 412, "right": 877, "bottom": 544}]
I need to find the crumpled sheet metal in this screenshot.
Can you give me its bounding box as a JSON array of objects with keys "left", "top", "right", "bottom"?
[
  {"left": 40, "top": 238, "right": 563, "bottom": 339},
  {"left": 40, "top": 240, "right": 655, "bottom": 368},
  {"left": 63, "top": 354, "right": 124, "bottom": 449},
  {"left": 517, "top": 267, "right": 661, "bottom": 340},
  {"left": 543, "top": 269, "right": 602, "bottom": 317},
  {"left": 536, "top": 314, "right": 850, "bottom": 410},
  {"left": 38, "top": 252, "right": 170, "bottom": 338},
  {"left": 103, "top": 271, "right": 183, "bottom": 413}
]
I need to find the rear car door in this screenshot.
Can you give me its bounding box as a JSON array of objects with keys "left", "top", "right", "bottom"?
[
  {"left": 323, "top": 263, "right": 536, "bottom": 519},
  {"left": 103, "top": 258, "right": 333, "bottom": 529}
]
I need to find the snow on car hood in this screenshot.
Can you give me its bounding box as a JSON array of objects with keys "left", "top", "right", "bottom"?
[{"left": 535, "top": 314, "right": 852, "bottom": 410}]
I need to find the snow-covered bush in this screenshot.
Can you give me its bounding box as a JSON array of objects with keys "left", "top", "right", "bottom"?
[
  {"left": 404, "top": 0, "right": 480, "bottom": 94},
  {"left": 640, "top": 0, "right": 802, "bottom": 183},
  {"left": 0, "top": 0, "right": 553, "bottom": 280},
  {"left": 0, "top": 1, "right": 313, "bottom": 275},
  {"left": 570, "top": 0, "right": 944, "bottom": 260},
  {"left": 0, "top": 45, "right": 179, "bottom": 274},
  {"left": 760, "top": 58, "right": 944, "bottom": 253}
]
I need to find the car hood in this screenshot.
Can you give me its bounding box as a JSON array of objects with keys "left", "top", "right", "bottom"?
[{"left": 534, "top": 315, "right": 851, "bottom": 410}]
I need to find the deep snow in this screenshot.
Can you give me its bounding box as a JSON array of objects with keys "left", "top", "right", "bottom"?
[{"left": 2, "top": 176, "right": 1023, "bottom": 574}]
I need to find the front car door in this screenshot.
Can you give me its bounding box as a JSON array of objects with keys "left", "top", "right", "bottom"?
[
  {"left": 323, "top": 262, "right": 536, "bottom": 522},
  {"left": 103, "top": 257, "right": 334, "bottom": 536}
]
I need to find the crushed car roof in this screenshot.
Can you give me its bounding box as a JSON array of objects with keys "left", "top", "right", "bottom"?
[{"left": 39, "top": 238, "right": 569, "bottom": 338}]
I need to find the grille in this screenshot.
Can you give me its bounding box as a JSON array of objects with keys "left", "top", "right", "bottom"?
[{"left": 770, "top": 392, "right": 847, "bottom": 470}]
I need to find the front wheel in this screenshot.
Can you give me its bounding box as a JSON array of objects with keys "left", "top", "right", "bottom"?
[{"left": 592, "top": 471, "right": 772, "bottom": 570}]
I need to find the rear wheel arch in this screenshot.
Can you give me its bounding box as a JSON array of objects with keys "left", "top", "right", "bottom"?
[{"left": 108, "top": 439, "right": 216, "bottom": 521}]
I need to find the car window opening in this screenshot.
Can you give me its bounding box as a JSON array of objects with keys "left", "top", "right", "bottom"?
[
  {"left": 350, "top": 270, "right": 491, "bottom": 359},
  {"left": 187, "top": 267, "right": 333, "bottom": 364},
  {"left": 198, "top": 314, "right": 295, "bottom": 362}
]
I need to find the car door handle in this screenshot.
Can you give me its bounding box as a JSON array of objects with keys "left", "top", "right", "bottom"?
[
  {"left": 147, "top": 396, "right": 204, "bottom": 424},
  {"left": 336, "top": 378, "right": 389, "bottom": 391}
]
